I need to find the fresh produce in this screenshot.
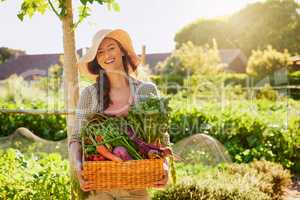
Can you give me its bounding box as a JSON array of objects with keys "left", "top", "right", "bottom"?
[
  {"left": 86, "top": 155, "right": 106, "bottom": 161},
  {"left": 81, "top": 113, "right": 143, "bottom": 161},
  {"left": 127, "top": 125, "right": 177, "bottom": 183},
  {"left": 113, "top": 146, "right": 133, "bottom": 160},
  {"left": 80, "top": 98, "right": 177, "bottom": 185},
  {"left": 96, "top": 145, "right": 123, "bottom": 162},
  {"left": 126, "top": 126, "right": 172, "bottom": 159},
  {"left": 127, "top": 96, "right": 171, "bottom": 144}
]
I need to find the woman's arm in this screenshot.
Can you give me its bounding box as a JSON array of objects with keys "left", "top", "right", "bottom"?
[
  {"left": 69, "top": 86, "right": 97, "bottom": 191},
  {"left": 69, "top": 86, "right": 94, "bottom": 169}
]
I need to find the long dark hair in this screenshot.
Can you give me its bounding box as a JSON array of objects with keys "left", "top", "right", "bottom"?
[{"left": 87, "top": 40, "right": 138, "bottom": 111}]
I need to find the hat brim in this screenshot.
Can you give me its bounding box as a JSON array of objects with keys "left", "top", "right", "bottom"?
[{"left": 77, "top": 29, "right": 140, "bottom": 81}]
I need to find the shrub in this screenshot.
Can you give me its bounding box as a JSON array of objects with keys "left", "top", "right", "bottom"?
[
  {"left": 255, "top": 84, "right": 279, "bottom": 101},
  {"left": 0, "top": 149, "right": 70, "bottom": 200},
  {"left": 156, "top": 41, "right": 223, "bottom": 77},
  {"left": 152, "top": 183, "right": 270, "bottom": 200},
  {"left": 223, "top": 73, "right": 249, "bottom": 87},
  {"left": 153, "top": 160, "right": 291, "bottom": 200},
  {"left": 150, "top": 74, "right": 184, "bottom": 94},
  {"left": 153, "top": 41, "right": 225, "bottom": 92},
  {"left": 169, "top": 101, "right": 300, "bottom": 171},
  {"left": 222, "top": 160, "right": 292, "bottom": 200},
  {"left": 0, "top": 112, "right": 66, "bottom": 140},
  {"left": 247, "top": 46, "right": 292, "bottom": 79},
  {"left": 288, "top": 71, "right": 300, "bottom": 99}
]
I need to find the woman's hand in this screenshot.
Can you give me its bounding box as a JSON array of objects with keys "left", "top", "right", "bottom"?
[
  {"left": 153, "top": 160, "right": 169, "bottom": 188},
  {"left": 75, "top": 161, "right": 95, "bottom": 192}
]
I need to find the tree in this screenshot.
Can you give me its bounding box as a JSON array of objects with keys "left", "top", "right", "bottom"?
[
  {"left": 155, "top": 41, "right": 224, "bottom": 94},
  {"left": 175, "top": 0, "right": 300, "bottom": 56},
  {"left": 1, "top": 0, "right": 120, "bottom": 199},
  {"left": 158, "top": 41, "right": 223, "bottom": 76},
  {"left": 0, "top": 47, "right": 25, "bottom": 64},
  {"left": 246, "top": 46, "right": 292, "bottom": 78},
  {"left": 174, "top": 19, "right": 236, "bottom": 50}
]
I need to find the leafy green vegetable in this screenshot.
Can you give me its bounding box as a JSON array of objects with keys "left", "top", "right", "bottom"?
[
  {"left": 81, "top": 113, "right": 143, "bottom": 160},
  {"left": 127, "top": 96, "right": 171, "bottom": 144}
]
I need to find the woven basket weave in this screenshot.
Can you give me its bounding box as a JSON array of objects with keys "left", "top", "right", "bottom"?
[{"left": 82, "top": 159, "right": 164, "bottom": 190}]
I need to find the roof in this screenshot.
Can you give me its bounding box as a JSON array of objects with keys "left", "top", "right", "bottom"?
[
  {"left": 219, "top": 49, "right": 247, "bottom": 66},
  {"left": 145, "top": 52, "right": 171, "bottom": 70},
  {"left": 0, "top": 49, "right": 86, "bottom": 80},
  {"left": 145, "top": 49, "right": 247, "bottom": 70},
  {"left": 0, "top": 54, "right": 61, "bottom": 80},
  {"left": 0, "top": 48, "right": 247, "bottom": 80}
]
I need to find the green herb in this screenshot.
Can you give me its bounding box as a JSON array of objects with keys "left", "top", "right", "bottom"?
[{"left": 127, "top": 96, "right": 171, "bottom": 144}]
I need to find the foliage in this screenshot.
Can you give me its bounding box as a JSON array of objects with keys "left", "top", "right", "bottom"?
[
  {"left": 288, "top": 71, "right": 300, "bottom": 99},
  {"left": 153, "top": 182, "right": 270, "bottom": 200},
  {"left": 0, "top": 75, "right": 66, "bottom": 141},
  {"left": 0, "top": 112, "right": 66, "bottom": 140},
  {"left": 175, "top": 0, "right": 300, "bottom": 55},
  {"left": 35, "top": 59, "right": 63, "bottom": 95},
  {"left": 223, "top": 73, "right": 249, "bottom": 87},
  {"left": 168, "top": 99, "right": 300, "bottom": 171},
  {"left": 0, "top": 149, "right": 290, "bottom": 200},
  {"left": 150, "top": 74, "right": 184, "bottom": 94},
  {"left": 0, "top": 75, "right": 45, "bottom": 103},
  {"left": 221, "top": 160, "right": 292, "bottom": 200},
  {"left": 0, "top": 149, "right": 70, "bottom": 200},
  {"left": 0, "top": 47, "right": 25, "bottom": 64},
  {"left": 0, "top": 74, "right": 65, "bottom": 110},
  {"left": 247, "top": 46, "right": 292, "bottom": 78},
  {"left": 152, "top": 160, "right": 291, "bottom": 200},
  {"left": 7, "top": 0, "right": 120, "bottom": 27},
  {"left": 152, "top": 72, "right": 249, "bottom": 96},
  {"left": 255, "top": 84, "right": 279, "bottom": 101},
  {"left": 127, "top": 96, "right": 171, "bottom": 144},
  {"left": 157, "top": 41, "right": 224, "bottom": 77},
  {"left": 81, "top": 114, "right": 142, "bottom": 160},
  {"left": 154, "top": 42, "right": 225, "bottom": 95}
]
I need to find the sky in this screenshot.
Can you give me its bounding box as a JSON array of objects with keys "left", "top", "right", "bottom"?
[{"left": 0, "top": 0, "right": 271, "bottom": 55}]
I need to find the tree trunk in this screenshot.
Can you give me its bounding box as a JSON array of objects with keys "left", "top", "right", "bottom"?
[{"left": 61, "top": 0, "right": 80, "bottom": 199}]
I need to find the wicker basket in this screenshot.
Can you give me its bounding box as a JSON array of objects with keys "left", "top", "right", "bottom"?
[{"left": 82, "top": 159, "right": 164, "bottom": 190}]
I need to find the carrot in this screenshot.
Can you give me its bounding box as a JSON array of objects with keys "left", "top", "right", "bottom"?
[
  {"left": 95, "top": 135, "right": 103, "bottom": 142},
  {"left": 96, "top": 145, "right": 123, "bottom": 162}
]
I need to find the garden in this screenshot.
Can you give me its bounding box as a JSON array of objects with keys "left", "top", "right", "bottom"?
[
  {"left": 0, "top": 0, "right": 300, "bottom": 199},
  {"left": 0, "top": 41, "right": 300, "bottom": 199}
]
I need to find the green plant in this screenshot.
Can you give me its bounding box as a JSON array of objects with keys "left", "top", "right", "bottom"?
[
  {"left": 0, "top": 149, "right": 70, "bottom": 200},
  {"left": 0, "top": 112, "right": 66, "bottom": 141},
  {"left": 247, "top": 46, "right": 292, "bottom": 78},
  {"left": 152, "top": 160, "right": 291, "bottom": 200},
  {"left": 221, "top": 160, "right": 292, "bottom": 200},
  {"left": 153, "top": 42, "right": 225, "bottom": 95},
  {"left": 168, "top": 99, "right": 300, "bottom": 171}
]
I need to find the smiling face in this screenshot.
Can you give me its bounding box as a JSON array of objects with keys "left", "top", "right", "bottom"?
[{"left": 96, "top": 38, "right": 125, "bottom": 72}]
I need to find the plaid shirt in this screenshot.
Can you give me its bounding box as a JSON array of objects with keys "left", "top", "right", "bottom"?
[{"left": 69, "top": 76, "right": 170, "bottom": 146}]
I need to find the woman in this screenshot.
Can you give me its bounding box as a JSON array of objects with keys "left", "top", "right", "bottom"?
[{"left": 69, "top": 29, "right": 170, "bottom": 200}]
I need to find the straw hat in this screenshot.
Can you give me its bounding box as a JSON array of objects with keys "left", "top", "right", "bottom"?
[{"left": 77, "top": 29, "right": 140, "bottom": 81}]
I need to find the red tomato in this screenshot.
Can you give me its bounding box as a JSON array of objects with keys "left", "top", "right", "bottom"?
[{"left": 94, "top": 155, "right": 106, "bottom": 161}]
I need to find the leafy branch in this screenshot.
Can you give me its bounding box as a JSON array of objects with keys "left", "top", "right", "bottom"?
[{"left": 12, "top": 0, "right": 120, "bottom": 28}]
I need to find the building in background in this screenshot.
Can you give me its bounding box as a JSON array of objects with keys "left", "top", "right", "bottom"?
[{"left": 0, "top": 48, "right": 248, "bottom": 80}]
